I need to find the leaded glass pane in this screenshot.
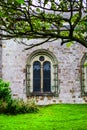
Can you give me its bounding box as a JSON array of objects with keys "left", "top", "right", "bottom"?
[
  {"left": 33, "top": 61, "right": 41, "bottom": 92},
  {"left": 84, "top": 65, "right": 87, "bottom": 92},
  {"left": 43, "top": 61, "right": 51, "bottom": 92}
]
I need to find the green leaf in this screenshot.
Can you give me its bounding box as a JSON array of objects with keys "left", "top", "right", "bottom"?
[
  {"left": 71, "top": 13, "right": 79, "bottom": 23},
  {"left": 44, "top": 0, "right": 49, "bottom": 6},
  {"left": 36, "top": 8, "right": 41, "bottom": 13},
  {"left": 0, "top": 12, "right": 3, "bottom": 17},
  {"left": 84, "top": 62, "right": 87, "bottom": 67},
  {"left": 84, "top": 22, "right": 87, "bottom": 25},
  {"left": 51, "top": 2, "right": 57, "bottom": 10},
  {"left": 16, "top": 0, "right": 24, "bottom": 4},
  {"left": 66, "top": 41, "right": 73, "bottom": 48}
]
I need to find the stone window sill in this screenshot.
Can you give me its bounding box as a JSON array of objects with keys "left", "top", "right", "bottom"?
[{"left": 29, "top": 92, "right": 55, "bottom": 96}]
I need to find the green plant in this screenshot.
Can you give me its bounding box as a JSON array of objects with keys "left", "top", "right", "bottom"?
[
  {"left": 0, "top": 78, "right": 38, "bottom": 115},
  {"left": 5, "top": 99, "right": 39, "bottom": 115},
  {"left": 0, "top": 78, "right": 11, "bottom": 102},
  {"left": 0, "top": 100, "right": 8, "bottom": 113}
]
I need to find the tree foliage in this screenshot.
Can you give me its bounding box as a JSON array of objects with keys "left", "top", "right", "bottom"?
[{"left": 0, "top": 0, "right": 87, "bottom": 49}]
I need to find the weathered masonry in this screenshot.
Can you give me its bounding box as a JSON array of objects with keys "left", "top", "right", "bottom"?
[{"left": 1, "top": 39, "right": 87, "bottom": 105}]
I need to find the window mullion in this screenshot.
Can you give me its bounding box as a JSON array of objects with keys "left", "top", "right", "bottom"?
[
  {"left": 53, "top": 64, "right": 58, "bottom": 96},
  {"left": 41, "top": 63, "right": 43, "bottom": 93},
  {"left": 26, "top": 65, "right": 31, "bottom": 96}
]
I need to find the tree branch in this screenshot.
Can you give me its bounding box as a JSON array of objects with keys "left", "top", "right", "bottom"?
[{"left": 25, "top": 37, "right": 51, "bottom": 50}]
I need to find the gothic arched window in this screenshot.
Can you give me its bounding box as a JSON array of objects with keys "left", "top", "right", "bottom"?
[
  {"left": 26, "top": 49, "right": 58, "bottom": 96},
  {"left": 81, "top": 53, "right": 87, "bottom": 95}
]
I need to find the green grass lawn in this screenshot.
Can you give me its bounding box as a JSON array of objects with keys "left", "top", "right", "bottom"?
[{"left": 0, "top": 104, "right": 87, "bottom": 130}]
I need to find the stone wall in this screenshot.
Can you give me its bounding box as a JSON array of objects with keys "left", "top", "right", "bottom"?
[{"left": 2, "top": 39, "right": 87, "bottom": 104}]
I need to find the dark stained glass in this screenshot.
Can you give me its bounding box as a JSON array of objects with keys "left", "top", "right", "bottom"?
[
  {"left": 33, "top": 61, "right": 41, "bottom": 92},
  {"left": 39, "top": 56, "right": 45, "bottom": 61},
  {"left": 43, "top": 61, "right": 51, "bottom": 92}
]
